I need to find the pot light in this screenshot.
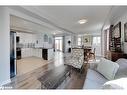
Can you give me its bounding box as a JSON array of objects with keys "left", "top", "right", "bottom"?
[
  {"left": 53, "top": 32, "right": 56, "bottom": 35},
  {"left": 78, "top": 19, "right": 87, "bottom": 24}
]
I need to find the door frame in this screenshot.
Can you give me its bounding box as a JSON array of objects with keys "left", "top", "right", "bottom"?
[{"left": 55, "top": 37, "right": 63, "bottom": 52}]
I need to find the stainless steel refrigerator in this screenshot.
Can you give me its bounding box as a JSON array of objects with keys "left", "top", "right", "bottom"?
[{"left": 10, "top": 31, "right": 17, "bottom": 78}]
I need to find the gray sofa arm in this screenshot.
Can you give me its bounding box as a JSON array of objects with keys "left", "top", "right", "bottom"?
[{"left": 89, "top": 62, "right": 99, "bottom": 70}]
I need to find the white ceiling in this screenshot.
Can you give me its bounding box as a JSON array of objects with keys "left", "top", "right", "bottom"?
[
  {"left": 10, "top": 6, "right": 127, "bottom": 35},
  {"left": 10, "top": 15, "right": 63, "bottom": 34},
  {"left": 21, "top": 6, "right": 112, "bottom": 35}
]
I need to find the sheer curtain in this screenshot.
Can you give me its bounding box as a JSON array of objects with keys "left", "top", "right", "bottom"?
[
  {"left": 92, "top": 36, "right": 101, "bottom": 56},
  {"left": 104, "top": 29, "right": 109, "bottom": 57}
]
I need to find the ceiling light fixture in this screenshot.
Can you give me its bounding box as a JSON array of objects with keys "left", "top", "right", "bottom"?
[
  {"left": 53, "top": 32, "right": 56, "bottom": 35},
  {"left": 78, "top": 19, "right": 87, "bottom": 24}
]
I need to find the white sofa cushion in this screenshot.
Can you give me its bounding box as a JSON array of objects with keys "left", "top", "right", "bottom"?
[
  {"left": 103, "top": 77, "right": 127, "bottom": 89},
  {"left": 97, "top": 58, "right": 119, "bottom": 80}
]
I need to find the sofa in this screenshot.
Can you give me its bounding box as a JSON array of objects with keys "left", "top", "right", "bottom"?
[{"left": 83, "top": 58, "right": 127, "bottom": 89}]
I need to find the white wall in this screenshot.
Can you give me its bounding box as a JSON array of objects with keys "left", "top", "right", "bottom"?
[
  {"left": 101, "top": 30, "right": 105, "bottom": 57},
  {"left": 9, "top": 7, "right": 54, "bottom": 49},
  {"left": 68, "top": 33, "right": 102, "bottom": 56},
  {"left": 16, "top": 32, "right": 53, "bottom": 58},
  {"left": 111, "top": 11, "right": 127, "bottom": 54},
  {"left": 35, "top": 33, "right": 53, "bottom": 48},
  {"left": 77, "top": 34, "right": 101, "bottom": 56},
  {"left": 9, "top": 8, "right": 51, "bottom": 33},
  {"left": 16, "top": 32, "right": 36, "bottom": 44},
  {"left": 71, "top": 34, "right": 77, "bottom": 47},
  {"left": 64, "top": 36, "right": 71, "bottom": 53},
  {"left": 0, "top": 7, "right": 55, "bottom": 85},
  {"left": 101, "top": 7, "right": 127, "bottom": 56},
  {"left": 0, "top": 7, "right": 10, "bottom": 85},
  {"left": 16, "top": 32, "right": 36, "bottom": 58}
]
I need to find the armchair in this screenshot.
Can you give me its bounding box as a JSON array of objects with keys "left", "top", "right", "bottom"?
[{"left": 65, "top": 48, "right": 84, "bottom": 72}]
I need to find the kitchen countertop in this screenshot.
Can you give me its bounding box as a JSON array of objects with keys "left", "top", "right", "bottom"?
[
  {"left": 33, "top": 47, "right": 54, "bottom": 49},
  {"left": 17, "top": 47, "right": 53, "bottom": 49}
]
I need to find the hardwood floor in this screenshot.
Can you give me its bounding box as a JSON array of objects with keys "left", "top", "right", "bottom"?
[
  {"left": 58, "top": 67, "right": 87, "bottom": 89},
  {"left": 17, "top": 57, "right": 49, "bottom": 76},
  {"left": 4, "top": 52, "right": 88, "bottom": 89}
]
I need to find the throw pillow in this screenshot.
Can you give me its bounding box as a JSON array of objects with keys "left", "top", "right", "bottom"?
[{"left": 97, "top": 58, "right": 119, "bottom": 80}]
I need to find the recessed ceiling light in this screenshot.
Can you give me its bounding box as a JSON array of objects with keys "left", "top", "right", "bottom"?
[
  {"left": 78, "top": 19, "right": 87, "bottom": 24},
  {"left": 53, "top": 32, "right": 56, "bottom": 35}
]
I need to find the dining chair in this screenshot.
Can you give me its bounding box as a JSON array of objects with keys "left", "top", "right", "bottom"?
[{"left": 89, "top": 48, "right": 96, "bottom": 59}]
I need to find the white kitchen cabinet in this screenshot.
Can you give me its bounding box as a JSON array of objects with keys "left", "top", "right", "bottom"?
[
  {"left": 32, "top": 48, "right": 42, "bottom": 58},
  {"left": 21, "top": 48, "right": 35, "bottom": 58},
  {"left": 36, "top": 49, "right": 42, "bottom": 58},
  {"left": 48, "top": 49, "right": 54, "bottom": 60},
  {"left": 21, "top": 48, "right": 55, "bottom": 59},
  {"left": 42, "top": 48, "right": 54, "bottom": 60}
]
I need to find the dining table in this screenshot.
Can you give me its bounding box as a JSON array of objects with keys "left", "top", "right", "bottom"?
[{"left": 83, "top": 47, "right": 92, "bottom": 62}]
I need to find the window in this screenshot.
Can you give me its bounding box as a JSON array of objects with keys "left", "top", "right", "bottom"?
[
  {"left": 78, "top": 37, "right": 82, "bottom": 46},
  {"left": 44, "top": 34, "right": 48, "bottom": 42},
  {"left": 55, "top": 37, "right": 63, "bottom": 51},
  {"left": 93, "top": 36, "right": 101, "bottom": 45}
]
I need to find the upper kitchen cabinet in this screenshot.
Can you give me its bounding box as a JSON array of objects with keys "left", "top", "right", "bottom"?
[
  {"left": 35, "top": 33, "right": 54, "bottom": 48},
  {"left": 16, "top": 32, "right": 36, "bottom": 44},
  {"left": 44, "top": 34, "right": 48, "bottom": 42}
]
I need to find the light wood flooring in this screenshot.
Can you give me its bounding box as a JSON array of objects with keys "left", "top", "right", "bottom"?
[
  {"left": 17, "top": 57, "right": 49, "bottom": 76},
  {"left": 4, "top": 52, "right": 89, "bottom": 89}
]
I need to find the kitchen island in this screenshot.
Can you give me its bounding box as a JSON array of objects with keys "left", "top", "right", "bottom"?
[{"left": 33, "top": 47, "right": 54, "bottom": 61}]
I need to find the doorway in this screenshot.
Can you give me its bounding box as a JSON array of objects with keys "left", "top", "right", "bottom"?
[
  {"left": 92, "top": 36, "right": 101, "bottom": 56},
  {"left": 55, "top": 37, "right": 63, "bottom": 52},
  {"left": 10, "top": 31, "right": 17, "bottom": 78}
]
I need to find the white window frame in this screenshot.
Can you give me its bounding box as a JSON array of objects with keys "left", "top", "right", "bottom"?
[
  {"left": 93, "top": 36, "right": 101, "bottom": 46},
  {"left": 77, "top": 36, "right": 82, "bottom": 46}
]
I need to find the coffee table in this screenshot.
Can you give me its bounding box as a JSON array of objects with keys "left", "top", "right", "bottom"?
[{"left": 38, "top": 65, "right": 71, "bottom": 89}]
